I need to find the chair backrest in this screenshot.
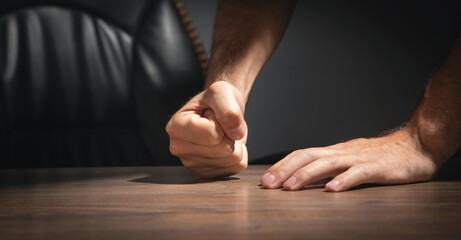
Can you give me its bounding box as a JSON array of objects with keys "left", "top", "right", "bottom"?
[{"left": 0, "top": 0, "right": 205, "bottom": 167}]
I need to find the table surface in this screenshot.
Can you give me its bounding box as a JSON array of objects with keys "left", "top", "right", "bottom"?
[{"left": 1, "top": 165, "right": 461, "bottom": 240}]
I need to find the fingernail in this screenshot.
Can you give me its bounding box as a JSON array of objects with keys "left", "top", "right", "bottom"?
[
  {"left": 262, "top": 173, "right": 276, "bottom": 187},
  {"left": 229, "top": 124, "right": 245, "bottom": 140},
  {"left": 326, "top": 180, "right": 341, "bottom": 192},
  {"left": 284, "top": 176, "right": 297, "bottom": 189}
]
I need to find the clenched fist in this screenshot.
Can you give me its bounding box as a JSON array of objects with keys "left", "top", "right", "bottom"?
[{"left": 166, "top": 81, "right": 248, "bottom": 178}]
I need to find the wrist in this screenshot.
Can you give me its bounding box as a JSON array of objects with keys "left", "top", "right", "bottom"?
[
  {"left": 205, "top": 68, "right": 249, "bottom": 101},
  {"left": 205, "top": 42, "right": 269, "bottom": 102},
  {"left": 403, "top": 113, "right": 459, "bottom": 167}
]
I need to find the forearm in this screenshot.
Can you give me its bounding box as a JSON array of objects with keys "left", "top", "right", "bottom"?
[
  {"left": 406, "top": 33, "right": 461, "bottom": 166},
  {"left": 206, "top": 0, "right": 296, "bottom": 101}
]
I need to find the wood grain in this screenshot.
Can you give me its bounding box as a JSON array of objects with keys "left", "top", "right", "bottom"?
[{"left": 1, "top": 165, "right": 461, "bottom": 240}]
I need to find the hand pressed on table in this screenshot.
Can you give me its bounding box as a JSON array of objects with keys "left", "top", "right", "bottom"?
[
  {"left": 260, "top": 128, "right": 438, "bottom": 192},
  {"left": 260, "top": 32, "right": 461, "bottom": 192}
]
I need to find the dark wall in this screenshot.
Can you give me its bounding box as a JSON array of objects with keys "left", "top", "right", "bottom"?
[{"left": 183, "top": 0, "right": 461, "bottom": 162}]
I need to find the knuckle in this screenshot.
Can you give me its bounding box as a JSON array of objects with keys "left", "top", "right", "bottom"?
[
  {"left": 289, "top": 149, "right": 307, "bottom": 159},
  {"left": 210, "top": 144, "right": 234, "bottom": 158},
  {"left": 189, "top": 122, "right": 220, "bottom": 145},
  {"left": 181, "top": 159, "right": 198, "bottom": 170},
  {"left": 355, "top": 164, "right": 370, "bottom": 178},
  {"left": 221, "top": 142, "right": 235, "bottom": 156},
  {"left": 235, "top": 161, "right": 248, "bottom": 172},
  {"left": 166, "top": 117, "right": 186, "bottom": 138},
  {"left": 293, "top": 168, "right": 311, "bottom": 181},
  {"left": 207, "top": 83, "right": 219, "bottom": 94},
  {"left": 296, "top": 148, "right": 316, "bottom": 158},
  {"left": 228, "top": 148, "right": 243, "bottom": 165},
  {"left": 169, "top": 140, "right": 188, "bottom": 157},
  {"left": 226, "top": 160, "right": 247, "bottom": 174},
  {"left": 271, "top": 163, "right": 290, "bottom": 179},
  {"left": 204, "top": 131, "right": 221, "bottom": 146},
  {"left": 293, "top": 149, "right": 306, "bottom": 155},
  {"left": 169, "top": 142, "right": 180, "bottom": 156},
  {"left": 207, "top": 81, "right": 227, "bottom": 95},
  {"left": 323, "top": 155, "right": 338, "bottom": 168},
  {"left": 165, "top": 120, "right": 175, "bottom": 136}
]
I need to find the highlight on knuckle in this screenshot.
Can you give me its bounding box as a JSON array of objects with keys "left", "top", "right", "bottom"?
[
  {"left": 293, "top": 168, "right": 311, "bottom": 182},
  {"left": 323, "top": 155, "right": 338, "bottom": 168},
  {"left": 229, "top": 148, "right": 243, "bottom": 165},
  {"left": 271, "top": 163, "right": 290, "bottom": 179},
  {"left": 204, "top": 131, "right": 221, "bottom": 146},
  {"left": 169, "top": 140, "right": 187, "bottom": 157},
  {"left": 207, "top": 81, "right": 227, "bottom": 96},
  {"left": 355, "top": 164, "right": 370, "bottom": 178},
  {"left": 181, "top": 159, "right": 198, "bottom": 170},
  {"left": 221, "top": 142, "right": 235, "bottom": 156},
  {"left": 210, "top": 144, "right": 233, "bottom": 158},
  {"left": 167, "top": 118, "right": 186, "bottom": 138},
  {"left": 169, "top": 142, "right": 180, "bottom": 156},
  {"left": 235, "top": 161, "right": 248, "bottom": 172},
  {"left": 165, "top": 120, "right": 175, "bottom": 136},
  {"left": 207, "top": 83, "right": 219, "bottom": 95},
  {"left": 295, "top": 148, "right": 316, "bottom": 159}
]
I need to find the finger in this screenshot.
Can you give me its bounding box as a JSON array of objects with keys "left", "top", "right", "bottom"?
[
  {"left": 260, "top": 148, "right": 334, "bottom": 189},
  {"left": 325, "top": 164, "right": 378, "bottom": 192},
  {"left": 181, "top": 141, "right": 245, "bottom": 169},
  {"left": 167, "top": 110, "right": 224, "bottom": 146},
  {"left": 170, "top": 136, "right": 235, "bottom": 158},
  {"left": 203, "top": 82, "right": 246, "bottom": 140},
  {"left": 189, "top": 142, "right": 248, "bottom": 178},
  {"left": 283, "top": 155, "right": 352, "bottom": 191}
]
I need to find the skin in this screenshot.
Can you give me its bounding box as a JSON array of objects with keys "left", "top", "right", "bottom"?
[
  {"left": 166, "top": 0, "right": 296, "bottom": 178},
  {"left": 166, "top": 0, "right": 461, "bottom": 191}
]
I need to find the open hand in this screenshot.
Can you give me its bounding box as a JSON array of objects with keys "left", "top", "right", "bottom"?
[{"left": 261, "top": 129, "right": 439, "bottom": 191}]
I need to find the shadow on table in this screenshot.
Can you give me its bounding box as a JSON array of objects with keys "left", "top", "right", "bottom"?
[
  {"left": 130, "top": 175, "right": 239, "bottom": 185},
  {"left": 0, "top": 166, "right": 240, "bottom": 188}
]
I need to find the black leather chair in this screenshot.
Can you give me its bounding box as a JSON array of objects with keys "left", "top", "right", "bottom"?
[{"left": 0, "top": 0, "right": 206, "bottom": 167}]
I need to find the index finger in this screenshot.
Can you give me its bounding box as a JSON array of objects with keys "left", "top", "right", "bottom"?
[
  {"left": 203, "top": 82, "right": 246, "bottom": 140},
  {"left": 166, "top": 109, "right": 225, "bottom": 146}
]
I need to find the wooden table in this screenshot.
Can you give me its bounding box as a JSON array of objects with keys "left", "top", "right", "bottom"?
[{"left": 1, "top": 165, "right": 461, "bottom": 240}]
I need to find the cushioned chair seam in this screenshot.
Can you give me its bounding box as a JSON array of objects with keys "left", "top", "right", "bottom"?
[
  {"left": 127, "top": 0, "right": 158, "bottom": 161},
  {"left": 0, "top": 5, "right": 133, "bottom": 36}
]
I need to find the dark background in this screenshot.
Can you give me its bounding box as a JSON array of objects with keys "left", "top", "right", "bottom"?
[{"left": 182, "top": 0, "right": 461, "bottom": 162}]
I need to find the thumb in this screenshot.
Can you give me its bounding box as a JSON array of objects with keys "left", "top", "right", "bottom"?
[{"left": 203, "top": 82, "right": 246, "bottom": 140}]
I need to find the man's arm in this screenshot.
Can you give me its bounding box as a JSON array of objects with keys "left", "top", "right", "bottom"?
[
  {"left": 166, "top": 0, "right": 296, "bottom": 177},
  {"left": 408, "top": 34, "right": 461, "bottom": 165},
  {"left": 261, "top": 33, "right": 461, "bottom": 192},
  {"left": 206, "top": 0, "right": 296, "bottom": 100}
]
